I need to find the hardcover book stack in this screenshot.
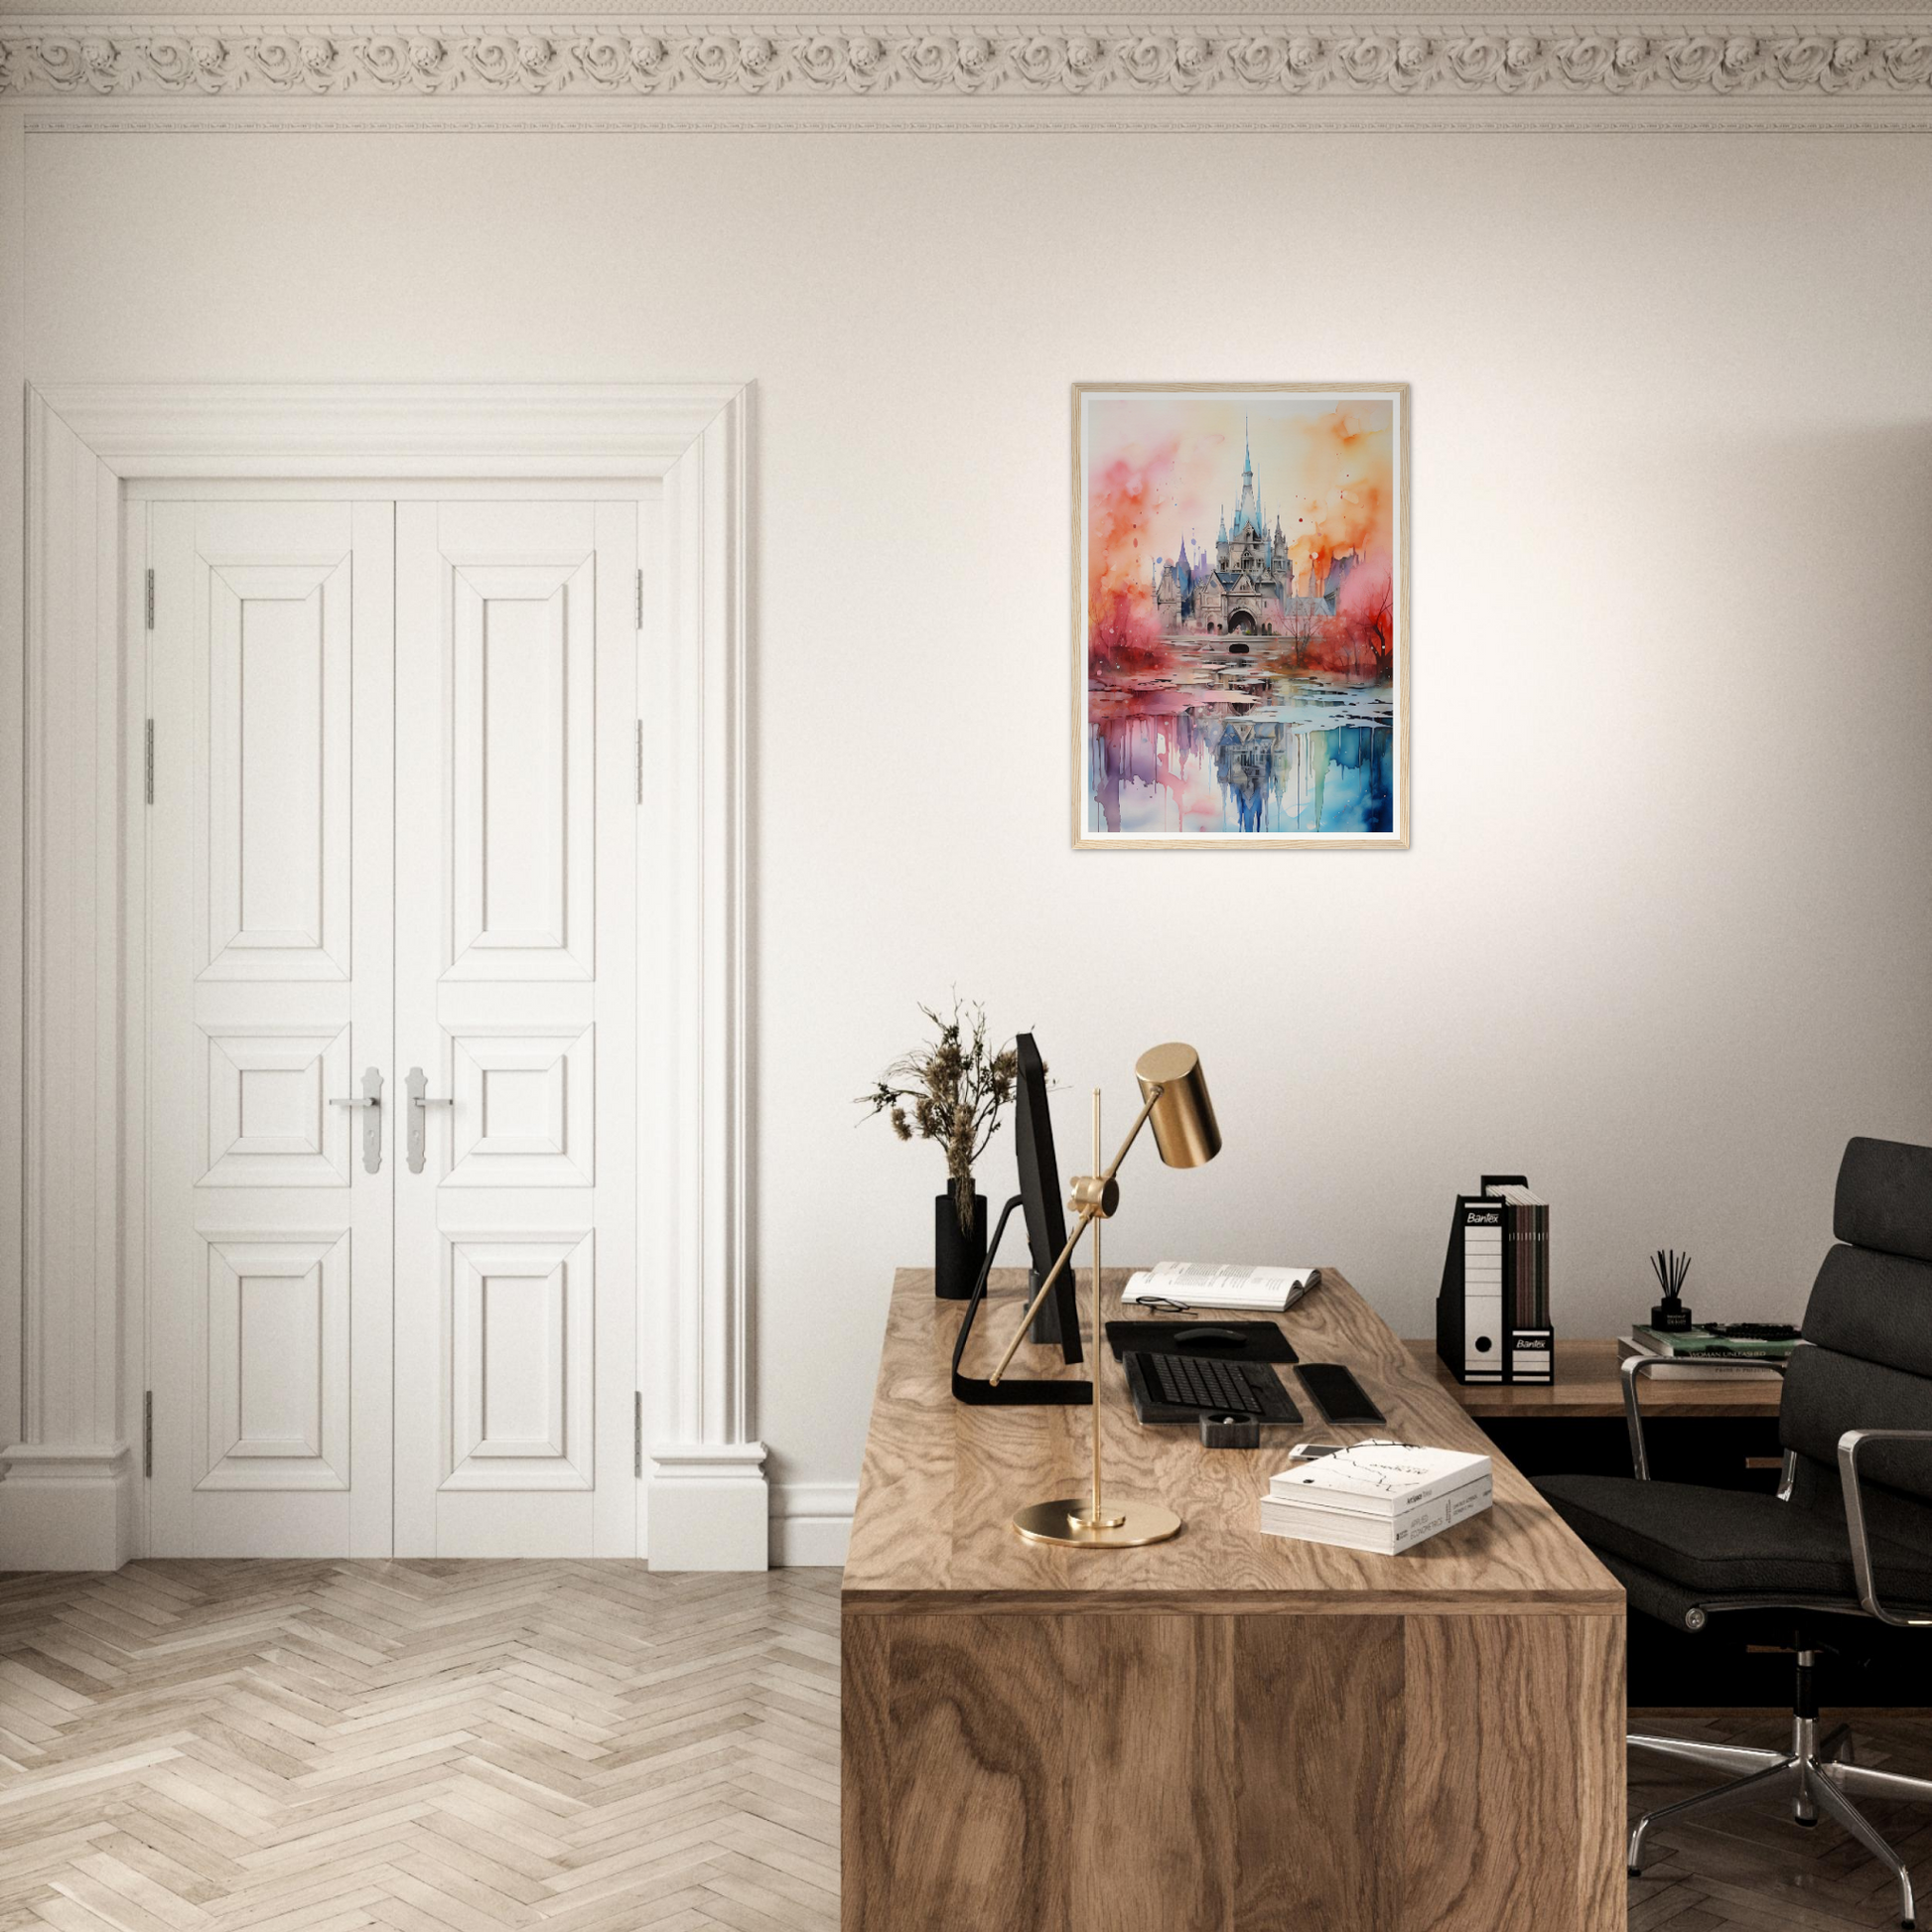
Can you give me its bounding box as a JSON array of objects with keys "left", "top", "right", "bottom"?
[
  {"left": 1617, "top": 1323, "right": 1798, "bottom": 1381},
  {"left": 1259, "top": 1443, "right": 1493, "bottom": 1555}
]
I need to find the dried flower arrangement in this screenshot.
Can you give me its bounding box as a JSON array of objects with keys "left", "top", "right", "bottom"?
[{"left": 860, "top": 998, "right": 1021, "bottom": 1233}]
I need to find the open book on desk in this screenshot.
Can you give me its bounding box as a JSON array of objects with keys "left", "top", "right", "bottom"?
[{"left": 1122, "top": 1261, "right": 1320, "bottom": 1313}]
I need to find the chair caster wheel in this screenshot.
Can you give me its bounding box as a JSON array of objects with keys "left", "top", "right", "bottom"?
[
  {"left": 1795, "top": 1816, "right": 1818, "bottom": 1828},
  {"left": 1627, "top": 1868, "right": 1641, "bottom": 1878}
]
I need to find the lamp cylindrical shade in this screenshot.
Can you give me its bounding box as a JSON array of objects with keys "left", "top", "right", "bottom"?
[{"left": 1134, "top": 1042, "right": 1221, "bottom": 1169}]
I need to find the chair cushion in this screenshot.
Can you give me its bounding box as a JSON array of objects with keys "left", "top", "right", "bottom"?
[
  {"left": 1836, "top": 1137, "right": 1932, "bottom": 1264},
  {"left": 1535, "top": 1473, "right": 1932, "bottom": 1601},
  {"left": 1802, "top": 1244, "right": 1932, "bottom": 1382}
]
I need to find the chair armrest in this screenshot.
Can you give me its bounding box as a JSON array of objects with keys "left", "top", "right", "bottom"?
[
  {"left": 1621, "top": 1351, "right": 1788, "bottom": 1481},
  {"left": 1838, "top": 1429, "right": 1932, "bottom": 1627}
]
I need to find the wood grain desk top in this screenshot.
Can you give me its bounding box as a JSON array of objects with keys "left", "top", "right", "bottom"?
[
  {"left": 1406, "top": 1337, "right": 1784, "bottom": 1419},
  {"left": 843, "top": 1267, "right": 1621, "bottom": 1616}
]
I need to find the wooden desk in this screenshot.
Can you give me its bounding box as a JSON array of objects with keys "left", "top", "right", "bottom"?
[
  {"left": 843, "top": 1269, "right": 1625, "bottom": 1932},
  {"left": 1407, "top": 1336, "right": 1783, "bottom": 1419}
]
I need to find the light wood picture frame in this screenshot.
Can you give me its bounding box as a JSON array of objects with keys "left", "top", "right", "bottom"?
[{"left": 1073, "top": 381, "right": 1410, "bottom": 850}]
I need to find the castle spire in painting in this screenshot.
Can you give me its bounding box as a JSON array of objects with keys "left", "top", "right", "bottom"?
[{"left": 1232, "top": 423, "right": 1263, "bottom": 535}]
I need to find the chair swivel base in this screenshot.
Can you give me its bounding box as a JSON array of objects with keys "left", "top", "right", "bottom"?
[{"left": 1629, "top": 1716, "right": 1930, "bottom": 1929}]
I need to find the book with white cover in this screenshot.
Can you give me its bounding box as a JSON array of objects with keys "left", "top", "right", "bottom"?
[
  {"left": 1268, "top": 1441, "right": 1491, "bottom": 1516},
  {"left": 1259, "top": 1472, "right": 1492, "bottom": 1556},
  {"left": 1121, "top": 1261, "right": 1317, "bottom": 1312}
]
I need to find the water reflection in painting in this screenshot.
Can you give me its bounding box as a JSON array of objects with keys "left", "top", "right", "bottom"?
[{"left": 1077, "top": 387, "right": 1406, "bottom": 845}]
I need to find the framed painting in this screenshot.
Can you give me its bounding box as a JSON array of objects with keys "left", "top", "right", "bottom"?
[{"left": 1074, "top": 382, "right": 1410, "bottom": 849}]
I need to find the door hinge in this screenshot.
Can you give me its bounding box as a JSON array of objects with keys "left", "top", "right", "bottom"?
[
  {"left": 144, "top": 720, "right": 155, "bottom": 805},
  {"left": 634, "top": 721, "right": 644, "bottom": 806},
  {"left": 635, "top": 567, "right": 644, "bottom": 631},
  {"left": 633, "top": 1393, "right": 643, "bottom": 1479},
  {"left": 144, "top": 568, "right": 155, "bottom": 630},
  {"left": 143, "top": 1391, "right": 153, "bottom": 1477}
]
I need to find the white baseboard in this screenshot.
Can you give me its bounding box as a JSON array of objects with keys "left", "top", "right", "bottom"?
[
  {"left": 646, "top": 1441, "right": 769, "bottom": 1571},
  {"left": 770, "top": 1481, "right": 855, "bottom": 1568},
  {"left": 0, "top": 1443, "right": 136, "bottom": 1571},
  {"left": 0, "top": 1440, "right": 852, "bottom": 1574}
]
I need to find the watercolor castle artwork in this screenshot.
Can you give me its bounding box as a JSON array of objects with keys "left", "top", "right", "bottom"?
[{"left": 1075, "top": 385, "right": 1408, "bottom": 848}]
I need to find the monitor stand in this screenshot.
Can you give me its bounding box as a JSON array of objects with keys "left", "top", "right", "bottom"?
[{"left": 951, "top": 1195, "right": 1092, "bottom": 1407}]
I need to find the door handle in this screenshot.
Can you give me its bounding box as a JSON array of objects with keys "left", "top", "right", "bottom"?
[
  {"left": 405, "top": 1066, "right": 454, "bottom": 1175},
  {"left": 329, "top": 1066, "right": 385, "bottom": 1174}
]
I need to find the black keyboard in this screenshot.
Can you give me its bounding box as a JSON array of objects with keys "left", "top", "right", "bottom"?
[{"left": 1126, "top": 1350, "right": 1302, "bottom": 1423}]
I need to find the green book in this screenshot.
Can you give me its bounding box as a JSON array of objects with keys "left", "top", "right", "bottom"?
[{"left": 1631, "top": 1325, "right": 1799, "bottom": 1360}]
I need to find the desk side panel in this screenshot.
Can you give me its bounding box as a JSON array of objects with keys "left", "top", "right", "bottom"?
[
  {"left": 1068, "top": 1613, "right": 1234, "bottom": 1932},
  {"left": 1233, "top": 1614, "right": 1405, "bottom": 1931},
  {"left": 842, "top": 1602, "right": 1622, "bottom": 1932},
  {"left": 848, "top": 1609, "right": 1072, "bottom": 1932},
  {"left": 840, "top": 1612, "right": 891, "bottom": 1932},
  {"left": 1402, "top": 1611, "right": 1625, "bottom": 1932}
]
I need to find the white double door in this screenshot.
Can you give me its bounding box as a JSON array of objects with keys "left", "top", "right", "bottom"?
[{"left": 147, "top": 495, "right": 638, "bottom": 1557}]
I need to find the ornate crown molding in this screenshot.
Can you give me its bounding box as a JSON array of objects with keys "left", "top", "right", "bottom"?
[{"left": 3, "top": 16, "right": 1931, "bottom": 117}]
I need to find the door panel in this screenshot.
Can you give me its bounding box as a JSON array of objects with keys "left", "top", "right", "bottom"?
[
  {"left": 393, "top": 501, "right": 637, "bottom": 1557},
  {"left": 449, "top": 563, "right": 595, "bottom": 979},
  {"left": 446, "top": 1231, "right": 594, "bottom": 1488},
  {"left": 204, "top": 564, "right": 352, "bottom": 977},
  {"left": 148, "top": 501, "right": 395, "bottom": 1557},
  {"left": 445, "top": 1026, "right": 596, "bottom": 1187},
  {"left": 200, "top": 1232, "right": 350, "bottom": 1489}
]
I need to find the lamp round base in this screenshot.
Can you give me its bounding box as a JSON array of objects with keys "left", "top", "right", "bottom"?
[{"left": 1012, "top": 1497, "right": 1182, "bottom": 1549}]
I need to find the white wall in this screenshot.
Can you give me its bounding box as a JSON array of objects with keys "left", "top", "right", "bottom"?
[{"left": 22, "top": 127, "right": 1932, "bottom": 1538}]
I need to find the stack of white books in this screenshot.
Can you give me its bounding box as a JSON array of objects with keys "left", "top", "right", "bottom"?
[
  {"left": 1121, "top": 1261, "right": 1318, "bottom": 1312},
  {"left": 1259, "top": 1442, "right": 1493, "bottom": 1556}
]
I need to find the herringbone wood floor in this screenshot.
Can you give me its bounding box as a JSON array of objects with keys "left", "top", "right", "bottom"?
[
  {"left": 3, "top": 1562, "right": 1931, "bottom": 1929},
  {"left": 0, "top": 1562, "right": 840, "bottom": 1932}
]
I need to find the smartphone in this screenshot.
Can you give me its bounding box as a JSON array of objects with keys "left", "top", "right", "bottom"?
[{"left": 1296, "top": 1363, "right": 1386, "bottom": 1426}]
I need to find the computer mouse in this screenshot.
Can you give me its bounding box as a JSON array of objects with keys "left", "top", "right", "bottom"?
[{"left": 1175, "top": 1326, "right": 1247, "bottom": 1350}]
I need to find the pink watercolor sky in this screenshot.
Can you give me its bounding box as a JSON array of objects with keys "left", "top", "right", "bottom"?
[{"left": 1084, "top": 392, "right": 1396, "bottom": 594}]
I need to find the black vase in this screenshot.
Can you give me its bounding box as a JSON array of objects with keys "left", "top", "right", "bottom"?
[{"left": 934, "top": 1185, "right": 988, "bottom": 1300}]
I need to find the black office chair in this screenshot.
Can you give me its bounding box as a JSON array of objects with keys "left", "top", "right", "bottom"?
[{"left": 1537, "top": 1136, "right": 1932, "bottom": 1930}]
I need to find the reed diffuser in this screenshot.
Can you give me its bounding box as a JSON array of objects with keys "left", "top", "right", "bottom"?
[{"left": 1650, "top": 1248, "right": 1694, "bottom": 1332}]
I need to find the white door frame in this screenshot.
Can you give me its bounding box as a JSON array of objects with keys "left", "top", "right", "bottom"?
[{"left": 3, "top": 382, "right": 763, "bottom": 1571}]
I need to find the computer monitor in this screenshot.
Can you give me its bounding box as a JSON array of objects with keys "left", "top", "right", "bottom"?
[{"left": 1013, "top": 1033, "right": 1083, "bottom": 1365}]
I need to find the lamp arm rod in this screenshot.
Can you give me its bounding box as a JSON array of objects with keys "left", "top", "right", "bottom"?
[
  {"left": 986, "top": 1206, "right": 1096, "bottom": 1387},
  {"left": 1096, "top": 1084, "right": 1164, "bottom": 1187},
  {"left": 987, "top": 1085, "right": 1165, "bottom": 1387}
]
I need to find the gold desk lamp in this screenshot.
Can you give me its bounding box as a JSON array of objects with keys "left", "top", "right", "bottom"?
[{"left": 986, "top": 1041, "right": 1221, "bottom": 1549}]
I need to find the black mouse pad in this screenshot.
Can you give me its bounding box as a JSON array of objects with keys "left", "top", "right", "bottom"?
[{"left": 1104, "top": 1319, "right": 1298, "bottom": 1364}]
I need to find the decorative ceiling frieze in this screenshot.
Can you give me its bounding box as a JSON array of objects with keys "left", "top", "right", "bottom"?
[{"left": 3, "top": 16, "right": 1930, "bottom": 121}]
